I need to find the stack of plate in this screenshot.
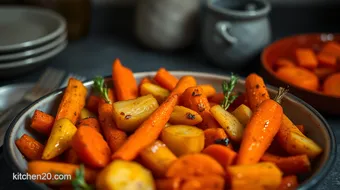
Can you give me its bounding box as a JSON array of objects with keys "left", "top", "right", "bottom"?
[{"left": 0, "top": 6, "right": 67, "bottom": 77}]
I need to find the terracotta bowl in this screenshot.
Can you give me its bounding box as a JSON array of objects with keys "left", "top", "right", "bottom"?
[
  {"left": 261, "top": 33, "right": 340, "bottom": 115},
  {"left": 4, "top": 71, "right": 336, "bottom": 190}
]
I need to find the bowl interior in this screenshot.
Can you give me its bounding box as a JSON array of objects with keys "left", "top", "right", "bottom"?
[{"left": 4, "top": 71, "right": 336, "bottom": 190}]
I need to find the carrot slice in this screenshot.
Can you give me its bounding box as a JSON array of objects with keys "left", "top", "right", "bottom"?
[
  {"left": 323, "top": 73, "right": 340, "bottom": 96},
  {"left": 71, "top": 126, "right": 111, "bottom": 168},
  {"left": 245, "top": 73, "right": 271, "bottom": 110},
  {"left": 154, "top": 68, "right": 179, "bottom": 91},
  {"left": 15, "top": 134, "right": 44, "bottom": 160},
  {"left": 296, "top": 48, "right": 318, "bottom": 69},
  {"left": 181, "top": 175, "right": 225, "bottom": 190},
  {"left": 166, "top": 153, "right": 225, "bottom": 178},
  {"left": 198, "top": 84, "right": 216, "bottom": 98},
  {"left": 277, "top": 175, "right": 299, "bottom": 190},
  {"left": 203, "top": 128, "right": 232, "bottom": 149},
  {"left": 86, "top": 95, "right": 100, "bottom": 113},
  {"left": 78, "top": 117, "right": 101, "bottom": 133},
  {"left": 276, "top": 67, "right": 319, "bottom": 91},
  {"left": 30, "top": 110, "right": 54, "bottom": 136},
  {"left": 260, "top": 153, "right": 311, "bottom": 175},
  {"left": 209, "top": 92, "right": 224, "bottom": 104},
  {"left": 317, "top": 53, "right": 337, "bottom": 67},
  {"left": 170, "top": 76, "right": 197, "bottom": 97},
  {"left": 112, "top": 94, "right": 178, "bottom": 161},
  {"left": 112, "top": 58, "right": 138, "bottom": 101},
  {"left": 202, "top": 144, "right": 237, "bottom": 167}
]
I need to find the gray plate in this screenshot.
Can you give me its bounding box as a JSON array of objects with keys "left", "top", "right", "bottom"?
[
  {"left": 0, "top": 33, "right": 67, "bottom": 62},
  {"left": 0, "top": 83, "right": 33, "bottom": 147},
  {"left": 0, "top": 6, "right": 66, "bottom": 52}
]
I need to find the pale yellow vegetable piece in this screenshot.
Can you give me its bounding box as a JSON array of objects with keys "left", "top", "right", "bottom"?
[
  {"left": 231, "top": 104, "right": 252, "bottom": 127},
  {"left": 140, "top": 140, "right": 177, "bottom": 177},
  {"left": 161, "top": 125, "right": 204, "bottom": 156},
  {"left": 80, "top": 108, "right": 96, "bottom": 120},
  {"left": 96, "top": 160, "right": 155, "bottom": 190},
  {"left": 42, "top": 118, "right": 77, "bottom": 160},
  {"left": 140, "top": 83, "right": 170, "bottom": 104},
  {"left": 210, "top": 105, "right": 244, "bottom": 142},
  {"left": 169, "top": 106, "right": 203, "bottom": 126},
  {"left": 112, "top": 94, "right": 159, "bottom": 132}
]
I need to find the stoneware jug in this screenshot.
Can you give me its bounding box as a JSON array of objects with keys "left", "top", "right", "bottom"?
[{"left": 201, "top": 0, "right": 271, "bottom": 69}]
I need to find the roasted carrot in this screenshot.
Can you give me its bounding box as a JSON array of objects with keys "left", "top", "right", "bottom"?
[
  {"left": 169, "top": 76, "right": 197, "bottom": 98},
  {"left": 296, "top": 48, "right": 318, "bottom": 69},
  {"left": 275, "top": 58, "right": 296, "bottom": 69},
  {"left": 323, "top": 73, "right": 340, "bottom": 96},
  {"left": 112, "top": 94, "right": 178, "bottom": 161},
  {"left": 317, "top": 53, "right": 337, "bottom": 67},
  {"left": 77, "top": 117, "right": 101, "bottom": 133},
  {"left": 320, "top": 41, "right": 340, "bottom": 57},
  {"left": 112, "top": 58, "right": 138, "bottom": 101},
  {"left": 209, "top": 92, "right": 224, "bottom": 104},
  {"left": 181, "top": 86, "right": 220, "bottom": 129},
  {"left": 245, "top": 73, "right": 271, "bottom": 110},
  {"left": 30, "top": 110, "right": 54, "bottom": 136},
  {"left": 15, "top": 134, "right": 44, "bottom": 160},
  {"left": 181, "top": 175, "right": 225, "bottom": 190},
  {"left": 276, "top": 67, "right": 319, "bottom": 91},
  {"left": 86, "top": 95, "right": 100, "bottom": 113},
  {"left": 227, "top": 162, "right": 282, "bottom": 190},
  {"left": 314, "top": 67, "right": 337, "bottom": 80},
  {"left": 27, "top": 161, "right": 97, "bottom": 184},
  {"left": 98, "top": 103, "right": 127, "bottom": 153},
  {"left": 296, "top": 124, "right": 305, "bottom": 134},
  {"left": 155, "top": 177, "right": 182, "bottom": 190},
  {"left": 64, "top": 148, "right": 80, "bottom": 164},
  {"left": 198, "top": 84, "right": 216, "bottom": 98},
  {"left": 71, "top": 126, "right": 111, "bottom": 168},
  {"left": 277, "top": 175, "right": 299, "bottom": 190},
  {"left": 202, "top": 144, "right": 237, "bottom": 167},
  {"left": 166, "top": 153, "right": 225, "bottom": 178},
  {"left": 204, "top": 128, "right": 232, "bottom": 149},
  {"left": 154, "top": 68, "right": 179, "bottom": 91},
  {"left": 237, "top": 88, "right": 287, "bottom": 165},
  {"left": 260, "top": 153, "right": 310, "bottom": 174}
]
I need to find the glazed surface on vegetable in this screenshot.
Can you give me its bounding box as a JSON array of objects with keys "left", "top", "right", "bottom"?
[{"left": 18, "top": 59, "right": 323, "bottom": 190}]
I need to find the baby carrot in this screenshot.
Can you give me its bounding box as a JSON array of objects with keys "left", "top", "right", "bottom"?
[
  {"left": 55, "top": 78, "right": 87, "bottom": 124},
  {"left": 245, "top": 73, "right": 270, "bottom": 110},
  {"left": 323, "top": 73, "right": 340, "bottom": 97},
  {"left": 202, "top": 144, "right": 237, "bottom": 167},
  {"left": 112, "top": 94, "right": 178, "bottom": 161},
  {"left": 276, "top": 67, "right": 319, "bottom": 91},
  {"left": 237, "top": 88, "right": 287, "bottom": 165},
  {"left": 86, "top": 95, "right": 100, "bottom": 113},
  {"left": 170, "top": 76, "right": 197, "bottom": 97},
  {"left": 204, "top": 128, "right": 232, "bottom": 149},
  {"left": 112, "top": 58, "right": 138, "bottom": 101},
  {"left": 277, "top": 175, "right": 299, "bottom": 190},
  {"left": 72, "top": 126, "right": 111, "bottom": 168},
  {"left": 198, "top": 84, "right": 217, "bottom": 98},
  {"left": 154, "top": 68, "right": 179, "bottom": 91},
  {"left": 30, "top": 110, "right": 54, "bottom": 136},
  {"left": 78, "top": 117, "right": 101, "bottom": 133},
  {"left": 296, "top": 48, "right": 318, "bottom": 69},
  {"left": 15, "top": 134, "right": 44, "bottom": 160}
]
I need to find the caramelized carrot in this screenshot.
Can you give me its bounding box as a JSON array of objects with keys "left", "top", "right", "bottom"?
[
  {"left": 181, "top": 175, "right": 225, "bottom": 190},
  {"left": 78, "top": 117, "right": 101, "bottom": 133},
  {"left": 15, "top": 134, "right": 44, "bottom": 160},
  {"left": 277, "top": 175, "right": 299, "bottom": 190},
  {"left": 98, "top": 103, "right": 127, "bottom": 153},
  {"left": 112, "top": 94, "right": 178, "bottom": 161},
  {"left": 237, "top": 88, "right": 286, "bottom": 165},
  {"left": 198, "top": 84, "right": 216, "bottom": 98},
  {"left": 260, "top": 153, "right": 311, "bottom": 175},
  {"left": 317, "top": 53, "right": 337, "bottom": 67},
  {"left": 320, "top": 41, "right": 340, "bottom": 57},
  {"left": 170, "top": 76, "right": 197, "bottom": 97},
  {"left": 276, "top": 67, "right": 319, "bottom": 91},
  {"left": 64, "top": 148, "right": 80, "bottom": 164},
  {"left": 112, "top": 58, "right": 138, "bottom": 101},
  {"left": 323, "top": 73, "right": 340, "bottom": 96},
  {"left": 166, "top": 153, "right": 225, "bottom": 178},
  {"left": 55, "top": 78, "right": 87, "bottom": 124},
  {"left": 275, "top": 58, "right": 295, "bottom": 69},
  {"left": 181, "top": 86, "right": 220, "bottom": 129},
  {"left": 204, "top": 128, "right": 232, "bottom": 149},
  {"left": 30, "top": 110, "right": 54, "bottom": 136},
  {"left": 209, "top": 92, "right": 224, "bottom": 104},
  {"left": 245, "top": 73, "right": 270, "bottom": 110},
  {"left": 202, "top": 144, "right": 237, "bottom": 167},
  {"left": 71, "top": 126, "right": 111, "bottom": 168},
  {"left": 155, "top": 178, "right": 182, "bottom": 190},
  {"left": 314, "top": 67, "right": 337, "bottom": 80},
  {"left": 296, "top": 125, "right": 305, "bottom": 134},
  {"left": 86, "top": 95, "right": 100, "bottom": 113},
  {"left": 296, "top": 48, "right": 318, "bottom": 69},
  {"left": 154, "top": 68, "right": 179, "bottom": 91}
]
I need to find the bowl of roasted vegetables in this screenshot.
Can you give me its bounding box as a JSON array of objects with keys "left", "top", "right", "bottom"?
[
  {"left": 4, "top": 59, "right": 336, "bottom": 190},
  {"left": 261, "top": 33, "right": 340, "bottom": 115}
]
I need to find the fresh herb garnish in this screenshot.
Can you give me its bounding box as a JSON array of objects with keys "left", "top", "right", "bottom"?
[
  {"left": 93, "top": 76, "right": 111, "bottom": 104},
  {"left": 221, "top": 73, "right": 239, "bottom": 110},
  {"left": 72, "top": 164, "right": 93, "bottom": 190},
  {"left": 215, "top": 138, "right": 230, "bottom": 146}
]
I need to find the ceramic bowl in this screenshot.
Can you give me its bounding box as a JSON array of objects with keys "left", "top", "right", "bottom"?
[
  {"left": 261, "top": 33, "right": 340, "bottom": 115},
  {"left": 4, "top": 71, "right": 336, "bottom": 190}
]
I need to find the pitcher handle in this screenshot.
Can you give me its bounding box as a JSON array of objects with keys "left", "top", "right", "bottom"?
[{"left": 215, "top": 21, "right": 238, "bottom": 44}]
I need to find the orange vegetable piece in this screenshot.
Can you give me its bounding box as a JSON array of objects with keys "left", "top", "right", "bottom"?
[
  {"left": 209, "top": 92, "right": 224, "bottom": 104},
  {"left": 323, "top": 73, "right": 340, "bottom": 97},
  {"left": 78, "top": 117, "right": 101, "bottom": 133},
  {"left": 198, "top": 84, "right": 216, "bottom": 98},
  {"left": 245, "top": 73, "right": 271, "bottom": 110},
  {"left": 112, "top": 58, "right": 138, "bottom": 101},
  {"left": 181, "top": 175, "right": 225, "bottom": 190},
  {"left": 86, "top": 95, "right": 100, "bottom": 113},
  {"left": 15, "top": 134, "right": 44, "bottom": 160},
  {"left": 320, "top": 42, "right": 340, "bottom": 57},
  {"left": 71, "top": 126, "right": 111, "bottom": 168},
  {"left": 98, "top": 88, "right": 115, "bottom": 107},
  {"left": 155, "top": 177, "right": 182, "bottom": 190},
  {"left": 30, "top": 110, "right": 54, "bottom": 136},
  {"left": 170, "top": 76, "right": 197, "bottom": 97},
  {"left": 317, "top": 53, "right": 337, "bottom": 67},
  {"left": 202, "top": 144, "right": 237, "bottom": 167},
  {"left": 154, "top": 68, "right": 179, "bottom": 91},
  {"left": 296, "top": 48, "right": 318, "bottom": 69},
  {"left": 203, "top": 128, "right": 232, "bottom": 149},
  {"left": 275, "top": 58, "right": 295, "bottom": 69},
  {"left": 276, "top": 67, "right": 319, "bottom": 91},
  {"left": 277, "top": 175, "right": 299, "bottom": 190}
]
